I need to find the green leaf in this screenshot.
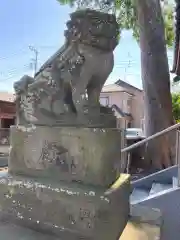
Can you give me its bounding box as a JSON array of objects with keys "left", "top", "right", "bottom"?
[
  {"left": 57, "top": 0, "right": 175, "bottom": 46},
  {"left": 172, "top": 93, "right": 180, "bottom": 121}
]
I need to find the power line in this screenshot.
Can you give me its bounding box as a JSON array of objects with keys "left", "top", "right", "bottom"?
[
  {"left": 0, "top": 45, "right": 57, "bottom": 62},
  {"left": 0, "top": 66, "right": 31, "bottom": 84},
  {"left": 0, "top": 65, "right": 30, "bottom": 77},
  {"left": 0, "top": 49, "right": 30, "bottom": 61}
]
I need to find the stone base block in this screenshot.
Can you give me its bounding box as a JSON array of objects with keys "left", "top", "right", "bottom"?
[
  {"left": 0, "top": 172, "right": 130, "bottom": 239},
  {"left": 18, "top": 111, "right": 117, "bottom": 128},
  {"left": 9, "top": 125, "right": 122, "bottom": 187},
  {"left": 0, "top": 223, "right": 59, "bottom": 240}
]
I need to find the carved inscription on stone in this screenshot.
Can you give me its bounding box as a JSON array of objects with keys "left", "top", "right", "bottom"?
[
  {"left": 78, "top": 207, "right": 95, "bottom": 230},
  {"left": 38, "top": 141, "right": 69, "bottom": 171}
]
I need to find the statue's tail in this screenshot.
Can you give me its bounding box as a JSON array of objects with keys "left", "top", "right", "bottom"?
[{"left": 34, "top": 44, "right": 67, "bottom": 78}]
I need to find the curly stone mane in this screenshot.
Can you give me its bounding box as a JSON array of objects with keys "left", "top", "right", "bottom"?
[{"left": 64, "top": 9, "right": 119, "bottom": 51}]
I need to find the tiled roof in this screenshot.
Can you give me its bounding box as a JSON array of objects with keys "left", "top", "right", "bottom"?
[
  {"left": 101, "top": 84, "right": 124, "bottom": 92},
  {"left": 115, "top": 79, "right": 142, "bottom": 91},
  {"left": 0, "top": 92, "right": 15, "bottom": 103},
  {"left": 112, "top": 104, "right": 133, "bottom": 119}
]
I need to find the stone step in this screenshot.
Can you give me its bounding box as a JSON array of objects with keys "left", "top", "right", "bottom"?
[
  {"left": 149, "top": 183, "right": 172, "bottom": 196},
  {"left": 172, "top": 176, "right": 178, "bottom": 187},
  {"left": 130, "top": 188, "right": 149, "bottom": 203},
  {"left": 0, "top": 173, "right": 130, "bottom": 240}
]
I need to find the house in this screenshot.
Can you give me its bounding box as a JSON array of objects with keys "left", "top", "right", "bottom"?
[
  {"left": 171, "top": 80, "right": 180, "bottom": 93},
  {"left": 0, "top": 92, "right": 16, "bottom": 145},
  {"left": 0, "top": 92, "right": 16, "bottom": 128},
  {"left": 100, "top": 80, "right": 144, "bottom": 129}
]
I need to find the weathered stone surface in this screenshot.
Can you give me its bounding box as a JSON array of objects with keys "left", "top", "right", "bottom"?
[
  {"left": 13, "top": 9, "right": 119, "bottom": 127},
  {"left": 0, "top": 172, "right": 130, "bottom": 239},
  {"left": 0, "top": 223, "right": 59, "bottom": 240},
  {"left": 5, "top": 9, "right": 131, "bottom": 240},
  {"left": 9, "top": 125, "right": 122, "bottom": 187},
  {"left": 66, "top": 9, "right": 119, "bottom": 51}
]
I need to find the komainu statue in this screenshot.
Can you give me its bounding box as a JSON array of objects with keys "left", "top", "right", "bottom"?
[
  {"left": 5, "top": 9, "right": 131, "bottom": 240},
  {"left": 14, "top": 9, "right": 119, "bottom": 126}
]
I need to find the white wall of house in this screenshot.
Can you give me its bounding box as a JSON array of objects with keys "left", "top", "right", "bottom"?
[{"left": 100, "top": 84, "right": 144, "bottom": 129}]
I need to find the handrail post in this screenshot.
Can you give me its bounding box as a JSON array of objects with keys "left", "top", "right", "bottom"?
[
  {"left": 121, "top": 123, "right": 180, "bottom": 154},
  {"left": 126, "top": 153, "right": 131, "bottom": 174},
  {"left": 175, "top": 130, "right": 179, "bottom": 165},
  {"left": 120, "top": 129, "right": 126, "bottom": 172},
  {"left": 177, "top": 130, "right": 180, "bottom": 187},
  {"left": 105, "top": 123, "right": 180, "bottom": 195}
]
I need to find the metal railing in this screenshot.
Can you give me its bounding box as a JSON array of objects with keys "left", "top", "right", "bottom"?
[{"left": 121, "top": 123, "right": 180, "bottom": 186}]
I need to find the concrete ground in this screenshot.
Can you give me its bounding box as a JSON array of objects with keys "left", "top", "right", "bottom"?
[
  {"left": 120, "top": 221, "right": 161, "bottom": 240},
  {"left": 120, "top": 205, "right": 161, "bottom": 240}
]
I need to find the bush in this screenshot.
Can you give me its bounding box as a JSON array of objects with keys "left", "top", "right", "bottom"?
[{"left": 172, "top": 93, "right": 180, "bottom": 122}]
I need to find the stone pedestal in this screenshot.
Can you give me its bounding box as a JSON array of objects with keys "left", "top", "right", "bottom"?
[
  {"left": 0, "top": 171, "right": 130, "bottom": 240},
  {"left": 9, "top": 125, "right": 122, "bottom": 187},
  {"left": 2, "top": 124, "right": 131, "bottom": 239}
]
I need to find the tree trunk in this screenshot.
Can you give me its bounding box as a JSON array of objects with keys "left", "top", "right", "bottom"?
[
  {"left": 135, "top": 0, "right": 175, "bottom": 169},
  {"left": 172, "top": 0, "right": 180, "bottom": 75}
]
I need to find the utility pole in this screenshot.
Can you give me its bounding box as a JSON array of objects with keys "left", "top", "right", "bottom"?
[
  {"left": 29, "top": 46, "right": 38, "bottom": 77},
  {"left": 124, "top": 52, "right": 132, "bottom": 82}
]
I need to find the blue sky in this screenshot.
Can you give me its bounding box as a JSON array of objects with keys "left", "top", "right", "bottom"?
[{"left": 0, "top": 0, "right": 174, "bottom": 92}]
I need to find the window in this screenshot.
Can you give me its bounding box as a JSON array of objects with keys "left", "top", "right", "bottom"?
[
  {"left": 127, "top": 122, "right": 131, "bottom": 128},
  {"left": 127, "top": 99, "right": 132, "bottom": 114},
  {"left": 100, "top": 97, "right": 109, "bottom": 106},
  {"left": 122, "top": 100, "right": 127, "bottom": 111},
  {"left": 117, "top": 119, "right": 121, "bottom": 129},
  {"left": 127, "top": 99, "right": 131, "bottom": 107},
  {"left": 141, "top": 118, "right": 145, "bottom": 132},
  {"left": 122, "top": 97, "right": 132, "bottom": 114}
]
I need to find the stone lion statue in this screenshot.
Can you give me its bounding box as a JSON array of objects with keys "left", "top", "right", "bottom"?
[{"left": 14, "top": 9, "right": 119, "bottom": 127}]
